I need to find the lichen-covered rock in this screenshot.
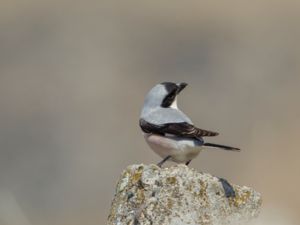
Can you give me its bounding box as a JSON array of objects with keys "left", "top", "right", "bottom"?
[{"left": 107, "top": 164, "right": 262, "bottom": 225}]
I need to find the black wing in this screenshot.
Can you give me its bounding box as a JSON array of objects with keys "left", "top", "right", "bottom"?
[{"left": 139, "top": 119, "right": 219, "bottom": 137}]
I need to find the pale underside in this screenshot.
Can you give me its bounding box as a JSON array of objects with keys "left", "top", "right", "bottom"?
[{"left": 144, "top": 133, "right": 204, "bottom": 163}]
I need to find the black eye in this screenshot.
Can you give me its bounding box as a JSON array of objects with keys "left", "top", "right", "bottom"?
[{"left": 161, "top": 91, "right": 176, "bottom": 107}]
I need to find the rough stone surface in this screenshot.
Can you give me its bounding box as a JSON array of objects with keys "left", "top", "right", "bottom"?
[{"left": 107, "top": 164, "right": 262, "bottom": 225}]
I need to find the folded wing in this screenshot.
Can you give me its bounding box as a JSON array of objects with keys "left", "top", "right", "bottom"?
[{"left": 140, "top": 119, "right": 219, "bottom": 137}]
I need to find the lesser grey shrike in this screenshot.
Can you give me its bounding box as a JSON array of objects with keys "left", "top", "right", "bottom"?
[{"left": 140, "top": 82, "right": 240, "bottom": 167}]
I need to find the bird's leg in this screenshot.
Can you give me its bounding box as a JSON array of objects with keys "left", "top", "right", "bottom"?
[
  {"left": 185, "top": 160, "right": 192, "bottom": 166},
  {"left": 218, "top": 177, "right": 236, "bottom": 198},
  {"left": 157, "top": 156, "right": 171, "bottom": 167}
]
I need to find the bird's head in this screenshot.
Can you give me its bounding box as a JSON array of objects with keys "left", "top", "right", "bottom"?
[{"left": 143, "top": 82, "right": 188, "bottom": 109}]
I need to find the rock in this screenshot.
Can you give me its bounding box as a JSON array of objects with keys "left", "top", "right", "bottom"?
[{"left": 107, "top": 164, "right": 262, "bottom": 225}]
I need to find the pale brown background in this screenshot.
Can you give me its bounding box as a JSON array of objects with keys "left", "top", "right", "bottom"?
[{"left": 1, "top": 1, "right": 299, "bottom": 225}]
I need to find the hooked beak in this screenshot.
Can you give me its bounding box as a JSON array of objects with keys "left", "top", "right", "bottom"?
[{"left": 176, "top": 82, "right": 188, "bottom": 94}]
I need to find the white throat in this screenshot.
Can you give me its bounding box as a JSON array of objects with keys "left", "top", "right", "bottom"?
[{"left": 170, "top": 97, "right": 178, "bottom": 109}]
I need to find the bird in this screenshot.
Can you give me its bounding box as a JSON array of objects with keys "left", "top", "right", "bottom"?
[{"left": 139, "top": 82, "right": 240, "bottom": 167}]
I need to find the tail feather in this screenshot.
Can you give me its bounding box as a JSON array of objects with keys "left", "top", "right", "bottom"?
[{"left": 203, "top": 143, "right": 240, "bottom": 151}]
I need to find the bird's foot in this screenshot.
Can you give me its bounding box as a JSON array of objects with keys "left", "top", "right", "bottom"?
[
  {"left": 185, "top": 160, "right": 192, "bottom": 166},
  {"left": 157, "top": 156, "right": 171, "bottom": 168}
]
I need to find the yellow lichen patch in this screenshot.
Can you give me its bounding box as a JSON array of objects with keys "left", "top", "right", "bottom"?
[
  {"left": 167, "top": 198, "right": 174, "bottom": 209},
  {"left": 136, "top": 188, "right": 145, "bottom": 204},
  {"left": 230, "top": 190, "right": 251, "bottom": 207},
  {"left": 199, "top": 180, "right": 208, "bottom": 198},
  {"left": 131, "top": 166, "right": 144, "bottom": 183},
  {"left": 166, "top": 176, "right": 177, "bottom": 185},
  {"left": 132, "top": 172, "right": 142, "bottom": 183}
]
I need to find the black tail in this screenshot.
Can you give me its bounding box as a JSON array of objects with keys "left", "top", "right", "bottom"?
[{"left": 203, "top": 143, "right": 240, "bottom": 151}]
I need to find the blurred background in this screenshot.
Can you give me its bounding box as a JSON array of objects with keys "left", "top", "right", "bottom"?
[{"left": 1, "top": 1, "right": 299, "bottom": 224}]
